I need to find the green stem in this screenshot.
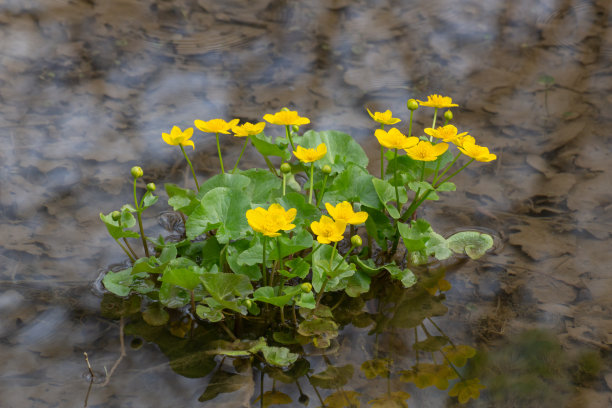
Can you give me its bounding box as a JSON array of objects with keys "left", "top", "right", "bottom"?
[
  {"left": 316, "top": 174, "right": 329, "bottom": 207},
  {"left": 285, "top": 125, "right": 296, "bottom": 152},
  {"left": 434, "top": 158, "right": 474, "bottom": 188},
  {"left": 275, "top": 237, "right": 283, "bottom": 295},
  {"left": 429, "top": 108, "right": 438, "bottom": 141},
  {"left": 308, "top": 163, "right": 314, "bottom": 204},
  {"left": 434, "top": 152, "right": 461, "bottom": 185},
  {"left": 179, "top": 144, "right": 200, "bottom": 191},
  {"left": 215, "top": 132, "right": 225, "bottom": 174},
  {"left": 262, "top": 235, "right": 268, "bottom": 286},
  {"left": 380, "top": 123, "right": 385, "bottom": 178},
  {"left": 136, "top": 211, "right": 150, "bottom": 257},
  {"left": 122, "top": 237, "right": 138, "bottom": 259},
  {"left": 408, "top": 109, "right": 414, "bottom": 137},
  {"left": 231, "top": 137, "right": 249, "bottom": 174},
  {"left": 393, "top": 148, "right": 400, "bottom": 210},
  {"left": 329, "top": 242, "right": 338, "bottom": 270},
  {"left": 331, "top": 244, "right": 356, "bottom": 274},
  {"left": 115, "top": 239, "right": 135, "bottom": 262},
  {"left": 282, "top": 172, "right": 287, "bottom": 196}
]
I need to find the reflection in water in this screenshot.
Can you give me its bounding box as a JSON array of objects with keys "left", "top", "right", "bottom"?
[{"left": 2, "top": 0, "right": 612, "bottom": 406}]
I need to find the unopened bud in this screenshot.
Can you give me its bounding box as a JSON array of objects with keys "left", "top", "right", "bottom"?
[
  {"left": 444, "top": 110, "right": 453, "bottom": 121},
  {"left": 350, "top": 235, "right": 363, "bottom": 247},
  {"left": 300, "top": 282, "right": 313, "bottom": 293},
  {"left": 280, "top": 163, "right": 292, "bottom": 174},
  {"left": 245, "top": 299, "right": 253, "bottom": 308},
  {"left": 322, "top": 165, "right": 332, "bottom": 175},
  {"left": 291, "top": 125, "right": 300, "bottom": 133},
  {"left": 111, "top": 210, "right": 121, "bottom": 221},
  {"left": 146, "top": 183, "right": 156, "bottom": 192},
  {"left": 131, "top": 166, "right": 143, "bottom": 179},
  {"left": 407, "top": 99, "right": 419, "bottom": 111},
  {"left": 281, "top": 107, "right": 290, "bottom": 112}
]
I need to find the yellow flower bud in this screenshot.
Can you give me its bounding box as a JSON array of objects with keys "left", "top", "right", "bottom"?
[
  {"left": 407, "top": 99, "right": 419, "bottom": 111},
  {"left": 131, "top": 166, "right": 143, "bottom": 179},
  {"left": 300, "top": 282, "right": 312, "bottom": 293},
  {"left": 280, "top": 163, "right": 292, "bottom": 174},
  {"left": 350, "top": 235, "right": 363, "bottom": 247}
]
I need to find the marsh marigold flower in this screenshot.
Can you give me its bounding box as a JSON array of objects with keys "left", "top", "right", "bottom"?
[
  {"left": 457, "top": 138, "right": 496, "bottom": 162},
  {"left": 232, "top": 122, "right": 265, "bottom": 137},
  {"left": 194, "top": 118, "right": 240, "bottom": 134},
  {"left": 162, "top": 126, "right": 195, "bottom": 149},
  {"left": 293, "top": 143, "right": 327, "bottom": 163},
  {"left": 246, "top": 203, "right": 296, "bottom": 237},
  {"left": 325, "top": 202, "right": 368, "bottom": 225},
  {"left": 310, "top": 215, "right": 347, "bottom": 244},
  {"left": 417, "top": 94, "right": 459, "bottom": 109},
  {"left": 263, "top": 110, "right": 310, "bottom": 126},
  {"left": 374, "top": 128, "right": 419, "bottom": 150},
  {"left": 405, "top": 140, "right": 449, "bottom": 161},
  {"left": 424, "top": 125, "right": 467, "bottom": 143},
  {"left": 366, "top": 108, "right": 401, "bottom": 125}
]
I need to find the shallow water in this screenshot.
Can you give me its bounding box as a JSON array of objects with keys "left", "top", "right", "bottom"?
[{"left": 1, "top": 0, "right": 612, "bottom": 406}]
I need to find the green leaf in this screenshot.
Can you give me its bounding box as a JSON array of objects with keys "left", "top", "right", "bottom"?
[
  {"left": 250, "top": 132, "right": 291, "bottom": 160},
  {"left": 298, "top": 318, "right": 339, "bottom": 348},
  {"left": 325, "top": 164, "right": 381, "bottom": 210},
  {"left": 296, "top": 291, "right": 315, "bottom": 309},
  {"left": 408, "top": 181, "right": 435, "bottom": 193},
  {"left": 397, "top": 219, "right": 431, "bottom": 252},
  {"left": 131, "top": 256, "right": 165, "bottom": 274},
  {"left": 363, "top": 206, "right": 395, "bottom": 250},
  {"left": 298, "top": 130, "right": 369, "bottom": 172},
  {"left": 254, "top": 391, "right": 293, "bottom": 407},
  {"left": 159, "top": 281, "right": 190, "bottom": 308},
  {"left": 282, "top": 258, "right": 310, "bottom": 279},
  {"left": 275, "top": 192, "right": 320, "bottom": 228},
  {"left": 226, "top": 239, "right": 262, "bottom": 280},
  {"left": 436, "top": 182, "right": 456, "bottom": 192},
  {"left": 372, "top": 178, "right": 407, "bottom": 219},
  {"left": 100, "top": 212, "right": 140, "bottom": 240},
  {"left": 253, "top": 286, "right": 301, "bottom": 307},
  {"left": 195, "top": 305, "right": 224, "bottom": 322},
  {"left": 158, "top": 244, "right": 177, "bottom": 263},
  {"left": 240, "top": 168, "right": 282, "bottom": 204},
  {"left": 197, "top": 173, "right": 250, "bottom": 199},
  {"left": 200, "top": 273, "right": 253, "bottom": 313},
  {"left": 100, "top": 293, "right": 141, "bottom": 319},
  {"left": 386, "top": 264, "right": 417, "bottom": 288},
  {"left": 236, "top": 235, "right": 265, "bottom": 266},
  {"left": 141, "top": 191, "right": 158, "bottom": 209},
  {"left": 268, "top": 229, "right": 314, "bottom": 261},
  {"left": 102, "top": 268, "right": 134, "bottom": 296},
  {"left": 344, "top": 269, "right": 372, "bottom": 297},
  {"left": 199, "top": 237, "right": 222, "bottom": 268},
  {"left": 261, "top": 345, "right": 299, "bottom": 367},
  {"left": 311, "top": 244, "right": 355, "bottom": 292},
  {"left": 447, "top": 231, "right": 494, "bottom": 259},
  {"left": 208, "top": 337, "right": 266, "bottom": 357},
  {"left": 161, "top": 267, "right": 203, "bottom": 291},
  {"left": 165, "top": 183, "right": 198, "bottom": 215},
  {"left": 186, "top": 187, "right": 251, "bottom": 243}
]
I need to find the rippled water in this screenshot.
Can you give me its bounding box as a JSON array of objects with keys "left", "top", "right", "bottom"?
[{"left": 2, "top": 0, "right": 612, "bottom": 406}]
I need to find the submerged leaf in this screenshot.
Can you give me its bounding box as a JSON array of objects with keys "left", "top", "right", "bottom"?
[
  {"left": 254, "top": 390, "right": 292, "bottom": 408},
  {"left": 323, "top": 390, "right": 361, "bottom": 408},
  {"left": 309, "top": 365, "right": 354, "bottom": 389}
]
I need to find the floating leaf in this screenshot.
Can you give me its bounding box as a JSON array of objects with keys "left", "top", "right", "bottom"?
[
  {"left": 447, "top": 231, "right": 494, "bottom": 259},
  {"left": 195, "top": 304, "right": 223, "bottom": 322},
  {"left": 261, "top": 345, "right": 299, "bottom": 367}
]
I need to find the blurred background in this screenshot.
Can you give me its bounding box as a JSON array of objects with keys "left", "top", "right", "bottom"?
[{"left": 1, "top": 0, "right": 611, "bottom": 406}]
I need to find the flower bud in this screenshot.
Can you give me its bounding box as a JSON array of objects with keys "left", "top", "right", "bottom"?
[
  {"left": 300, "top": 282, "right": 312, "bottom": 293},
  {"left": 291, "top": 125, "right": 300, "bottom": 133},
  {"left": 131, "top": 166, "right": 143, "bottom": 179},
  {"left": 444, "top": 110, "right": 453, "bottom": 121},
  {"left": 406, "top": 99, "right": 419, "bottom": 111},
  {"left": 245, "top": 299, "right": 253, "bottom": 308},
  {"left": 111, "top": 210, "right": 121, "bottom": 221},
  {"left": 281, "top": 107, "right": 290, "bottom": 112},
  {"left": 280, "top": 163, "right": 292, "bottom": 174},
  {"left": 322, "top": 165, "right": 332, "bottom": 175},
  {"left": 146, "top": 182, "right": 156, "bottom": 192},
  {"left": 350, "top": 235, "right": 363, "bottom": 247},
  {"left": 298, "top": 394, "right": 310, "bottom": 405}
]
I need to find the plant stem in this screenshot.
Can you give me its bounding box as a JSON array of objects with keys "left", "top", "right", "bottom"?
[
  {"left": 380, "top": 123, "right": 385, "bottom": 178},
  {"left": 393, "top": 148, "right": 400, "bottom": 210},
  {"left": 434, "top": 152, "right": 460, "bottom": 185},
  {"left": 215, "top": 132, "right": 225, "bottom": 174},
  {"left": 133, "top": 178, "right": 149, "bottom": 257},
  {"left": 262, "top": 235, "right": 268, "bottom": 286},
  {"left": 329, "top": 242, "right": 338, "bottom": 270},
  {"left": 285, "top": 125, "right": 296, "bottom": 151},
  {"left": 231, "top": 137, "right": 249, "bottom": 174},
  {"left": 179, "top": 144, "right": 200, "bottom": 191},
  {"left": 434, "top": 158, "right": 474, "bottom": 188},
  {"left": 316, "top": 174, "right": 329, "bottom": 207},
  {"left": 408, "top": 109, "right": 414, "bottom": 137},
  {"left": 429, "top": 108, "right": 438, "bottom": 141},
  {"left": 122, "top": 238, "right": 138, "bottom": 259},
  {"left": 282, "top": 172, "right": 287, "bottom": 196},
  {"left": 308, "top": 163, "right": 315, "bottom": 204},
  {"left": 292, "top": 301, "right": 298, "bottom": 327},
  {"left": 115, "top": 239, "right": 135, "bottom": 262}
]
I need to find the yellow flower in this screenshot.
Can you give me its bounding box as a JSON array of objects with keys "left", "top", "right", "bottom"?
[
  {"left": 374, "top": 128, "right": 419, "bottom": 150},
  {"left": 325, "top": 202, "right": 368, "bottom": 225},
  {"left": 246, "top": 204, "right": 297, "bottom": 237},
  {"left": 232, "top": 122, "right": 266, "bottom": 137},
  {"left": 417, "top": 94, "right": 459, "bottom": 109},
  {"left": 423, "top": 125, "right": 467, "bottom": 143},
  {"left": 457, "top": 137, "right": 497, "bottom": 162},
  {"left": 405, "top": 140, "right": 449, "bottom": 161},
  {"left": 293, "top": 143, "right": 327, "bottom": 163},
  {"left": 266, "top": 203, "right": 297, "bottom": 231},
  {"left": 366, "top": 108, "right": 401, "bottom": 125},
  {"left": 194, "top": 118, "right": 240, "bottom": 134},
  {"left": 310, "top": 215, "right": 347, "bottom": 244},
  {"left": 162, "top": 126, "right": 195, "bottom": 149},
  {"left": 453, "top": 134, "right": 474, "bottom": 147},
  {"left": 263, "top": 110, "right": 310, "bottom": 126}
]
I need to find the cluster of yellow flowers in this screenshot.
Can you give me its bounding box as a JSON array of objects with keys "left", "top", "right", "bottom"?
[{"left": 369, "top": 95, "right": 496, "bottom": 162}]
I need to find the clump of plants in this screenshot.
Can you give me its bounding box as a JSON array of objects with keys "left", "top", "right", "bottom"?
[{"left": 99, "top": 94, "right": 495, "bottom": 405}]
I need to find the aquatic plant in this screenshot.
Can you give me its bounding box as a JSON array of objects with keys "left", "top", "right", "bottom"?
[{"left": 99, "top": 94, "right": 495, "bottom": 405}]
